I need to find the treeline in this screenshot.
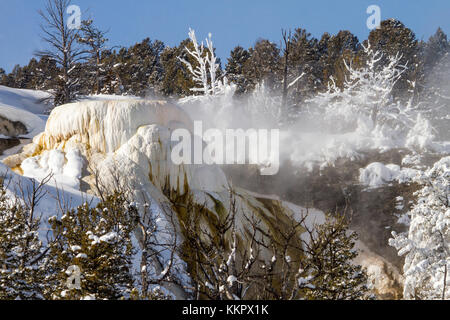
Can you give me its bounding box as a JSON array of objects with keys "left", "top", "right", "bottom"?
[{"left": 0, "top": 17, "right": 449, "bottom": 107}]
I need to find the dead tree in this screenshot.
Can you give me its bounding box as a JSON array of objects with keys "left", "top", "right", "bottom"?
[
  {"left": 281, "top": 29, "right": 292, "bottom": 110},
  {"left": 36, "top": 0, "right": 85, "bottom": 106}
]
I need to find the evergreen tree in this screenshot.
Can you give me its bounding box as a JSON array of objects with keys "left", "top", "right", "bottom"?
[
  {"left": 44, "top": 193, "right": 136, "bottom": 300},
  {"left": 367, "top": 19, "right": 419, "bottom": 100},
  {"left": 390, "top": 157, "right": 450, "bottom": 300},
  {"left": 225, "top": 46, "right": 251, "bottom": 94},
  {"left": 30, "top": 56, "right": 59, "bottom": 91},
  {"left": 286, "top": 28, "right": 321, "bottom": 101},
  {"left": 243, "top": 39, "right": 281, "bottom": 91},
  {"left": 0, "top": 184, "right": 47, "bottom": 300},
  {"left": 298, "top": 215, "right": 370, "bottom": 300},
  {"left": 160, "top": 39, "right": 196, "bottom": 97},
  {"left": 100, "top": 49, "right": 125, "bottom": 95},
  {"left": 318, "top": 30, "right": 361, "bottom": 89},
  {"left": 420, "top": 28, "right": 450, "bottom": 140},
  {"left": 77, "top": 19, "right": 109, "bottom": 95},
  {"left": 126, "top": 38, "right": 165, "bottom": 96},
  {"left": 423, "top": 27, "right": 449, "bottom": 72}
]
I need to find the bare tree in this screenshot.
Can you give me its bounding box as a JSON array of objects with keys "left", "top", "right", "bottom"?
[
  {"left": 178, "top": 189, "right": 257, "bottom": 300},
  {"left": 281, "top": 29, "right": 292, "bottom": 110},
  {"left": 177, "top": 184, "right": 370, "bottom": 300},
  {"left": 36, "top": 0, "right": 85, "bottom": 106},
  {"left": 281, "top": 29, "right": 305, "bottom": 116}
]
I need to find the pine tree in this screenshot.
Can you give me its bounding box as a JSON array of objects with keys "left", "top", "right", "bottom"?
[
  {"left": 420, "top": 28, "right": 450, "bottom": 140},
  {"left": 225, "top": 46, "right": 251, "bottom": 94},
  {"left": 298, "top": 215, "right": 370, "bottom": 300},
  {"left": 77, "top": 19, "right": 109, "bottom": 95},
  {"left": 243, "top": 39, "right": 281, "bottom": 91},
  {"left": 285, "top": 28, "right": 321, "bottom": 103},
  {"left": 423, "top": 27, "right": 449, "bottom": 72},
  {"left": 318, "top": 30, "right": 361, "bottom": 90},
  {"left": 367, "top": 19, "right": 419, "bottom": 100},
  {"left": 126, "top": 38, "right": 165, "bottom": 96},
  {"left": 160, "top": 39, "right": 196, "bottom": 97},
  {"left": 31, "top": 56, "right": 59, "bottom": 91},
  {"left": 100, "top": 49, "right": 125, "bottom": 95},
  {"left": 44, "top": 193, "right": 136, "bottom": 300},
  {"left": 0, "top": 184, "right": 47, "bottom": 300}
]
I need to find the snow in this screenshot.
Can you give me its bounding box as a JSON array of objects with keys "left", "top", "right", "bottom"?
[
  {"left": 395, "top": 196, "right": 405, "bottom": 210},
  {"left": 0, "top": 85, "right": 50, "bottom": 138},
  {"left": 389, "top": 156, "right": 450, "bottom": 299},
  {"left": 0, "top": 85, "right": 51, "bottom": 115},
  {"left": 98, "top": 232, "right": 118, "bottom": 243},
  {"left": 0, "top": 162, "right": 98, "bottom": 242},
  {"left": 227, "top": 275, "right": 237, "bottom": 286},
  {"left": 359, "top": 162, "right": 421, "bottom": 188},
  {"left": 0, "top": 104, "right": 45, "bottom": 138},
  {"left": 21, "top": 148, "right": 85, "bottom": 190}
]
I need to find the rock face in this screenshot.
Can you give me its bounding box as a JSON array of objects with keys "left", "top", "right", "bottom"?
[
  {"left": 0, "top": 115, "right": 28, "bottom": 137},
  {"left": 0, "top": 137, "right": 20, "bottom": 156},
  {"left": 4, "top": 99, "right": 310, "bottom": 299}
]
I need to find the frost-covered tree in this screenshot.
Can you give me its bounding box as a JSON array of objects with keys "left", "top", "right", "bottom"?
[
  {"left": 179, "top": 192, "right": 248, "bottom": 300},
  {"left": 367, "top": 19, "right": 420, "bottom": 99},
  {"left": 316, "top": 31, "right": 360, "bottom": 90},
  {"left": 306, "top": 41, "right": 432, "bottom": 142},
  {"left": 179, "top": 29, "right": 226, "bottom": 96},
  {"left": 133, "top": 201, "right": 184, "bottom": 300},
  {"left": 44, "top": 193, "right": 136, "bottom": 300},
  {"left": 178, "top": 187, "right": 370, "bottom": 300},
  {"left": 311, "top": 42, "right": 406, "bottom": 126},
  {"left": 389, "top": 156, "right": 450, "bottom": 300},
  {"left": 245, "top": 81, "right": 283, "bottom": 125}
]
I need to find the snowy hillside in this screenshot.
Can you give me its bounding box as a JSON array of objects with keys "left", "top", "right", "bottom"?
[{"left": 0, "top": 85, "right": 50, "bottom": 138}]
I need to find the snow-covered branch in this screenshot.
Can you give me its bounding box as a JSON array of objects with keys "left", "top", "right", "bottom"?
[{"left": 179, "top": 28, "right": 226, "bottom": 96}]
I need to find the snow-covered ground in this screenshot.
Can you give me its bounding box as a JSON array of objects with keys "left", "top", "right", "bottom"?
[
  {"left": 0, "top": 162, "right": 97, "bottom": 241},
  {"left": 359, "top": 162, "right": 421, "bottom": 188},
  {"left": 0, "top": 85, "right": 50, "bottom": 138}
]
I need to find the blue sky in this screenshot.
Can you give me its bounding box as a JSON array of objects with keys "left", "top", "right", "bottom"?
[{"left": 1, "top": 0, "right": 450, "bottom": 72}]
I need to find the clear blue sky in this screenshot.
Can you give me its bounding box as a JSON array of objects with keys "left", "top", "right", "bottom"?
[{"left": 1, "top": 0, "right": 450, "bottom": 72}]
